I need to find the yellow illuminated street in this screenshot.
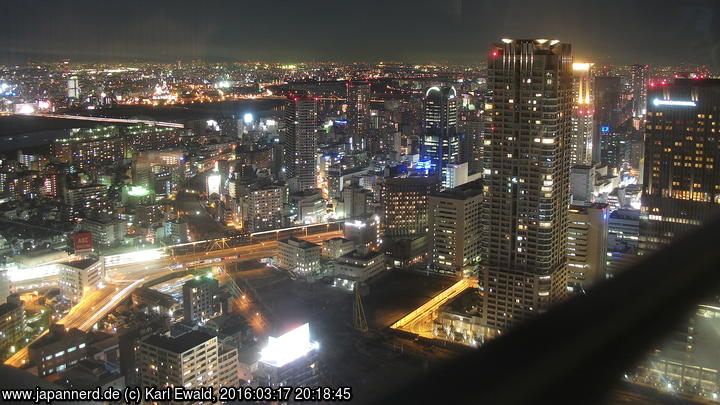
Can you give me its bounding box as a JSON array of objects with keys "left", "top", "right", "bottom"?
[{"left": 391, "top": 278, "right": 477, "bottom": 338}]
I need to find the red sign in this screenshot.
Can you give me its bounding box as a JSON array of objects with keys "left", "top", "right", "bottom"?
[{"left": 73, "top": 232, "right": 93, "bottom": 251}]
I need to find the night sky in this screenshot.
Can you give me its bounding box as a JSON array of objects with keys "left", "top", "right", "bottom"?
[{"left": 1, "top": 0, "right": 719, "bottom": 67}]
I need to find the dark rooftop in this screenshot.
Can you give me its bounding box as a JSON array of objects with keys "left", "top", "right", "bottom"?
[
  {"left": 141, "top": 330, "right": 215, "bottom": 354},
  {"left": 61, "top": 258, "right": 99, "bottom": 270}
]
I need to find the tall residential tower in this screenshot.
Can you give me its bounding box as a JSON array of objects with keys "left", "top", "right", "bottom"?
[
  {"left": 282, "top": 94, "right": 318, "bottom": 191},
  {"left": 480, "top": 39, "right": 573, "bottom": 333}
]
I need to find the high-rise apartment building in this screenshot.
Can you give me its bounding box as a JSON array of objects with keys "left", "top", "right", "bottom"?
[
  {"left": 428, "top": 182, "right": 483, "bottom": 276},
  {"left": 52, "top": 126, "right": 124, "bottom": 170},
  {"left": 480, "top": 39, "right": 573, "bottom": 333},
  {"left": 243, "top": 186, "right": 283, "bottom": 232},
  {"left": 423, "top": 86, "right": 460, "bottom": 187},
  {"left": 282, "top": 95, "right": 318, "bottom": 191},
  {"left": 640, "top": 79, "right": 720, "bottom": 253},
  {"left": 382, "top": 176, "right": 440, "bottom": 237},
  {"left": 62, "top": 184, "right": 109, "bottom": 221},
  {"left": 346, "top": 81, "right": 371, "bottom": 150},
  {"left": 571, "top": 62, "right": 594, "bottom": 165}
]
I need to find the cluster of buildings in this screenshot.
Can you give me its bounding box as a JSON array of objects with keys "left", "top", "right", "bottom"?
[{"left": 1, "top": 38, "right": 720, "bottom": 402}]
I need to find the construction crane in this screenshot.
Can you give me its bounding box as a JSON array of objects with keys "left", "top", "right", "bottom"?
[{"left": 353, "top": 283, "right": 368, "bottom": 332}]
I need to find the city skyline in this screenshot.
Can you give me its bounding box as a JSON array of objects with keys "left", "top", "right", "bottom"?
[{"left": 0, "top": 10, "right": 719, "bottom": 400}]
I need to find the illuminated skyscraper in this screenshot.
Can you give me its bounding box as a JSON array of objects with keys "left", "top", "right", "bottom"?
[
  {"left": 422, "top": 86, "right": 460, "bottom": 187},
  {"left": 593, "top": 76, "right": 621, "bottom": 164},
  {"left": 640, "top": 79, "right": 720, "bottom": 253},
  {"left": 571, "top": 62, "right": 594, "bottom": 165},
  {"left": 282, "top": 94, "right": 318, "bottom": 191},
  {"left": 346, "top": 81, "right": 370, "bottom": 150},
  {"left": 631, "top": 64, "right": 649, "bottom": 118},
  {"left": 382, "top": 176, "right": 440, "bottom": 237},
  {"left": 67, "top": 76, "right": 80, "bottom": 99},
  {"left": 428, "top": 182, "right": 483, "bottom": 277},
  {"left": 480, "top": 39, "right": 573, "bottom": 334}
]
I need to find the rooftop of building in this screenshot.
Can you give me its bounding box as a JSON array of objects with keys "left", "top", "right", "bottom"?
[
  {"left": 182, "top": 275, "right": 219, "bottom": 289},
  {"left": 60, "top": 258, "right": 100, "bottom": 270},
  {"left": 280, "top": 237, "right": 320, "bottom": 249},
  {"left": 431, "top": 181, "right": 483, "bottom": 200},
  {"left": 610, "top": 209, "right": 640, "bottom": 220},
  {"left": 384, "top": 175, "right": 441, "bottom": 186},
  {"left": 29, "top": 325, "right": 88, "bottom": 351},
  {"left": 325, "top": 237, "right": 353, "bottom": 244},
  {"left": 56, "top": 359, "right": 121, "bottom": 390},
  {"left": 0, "top": 294, "right": 23, "bottom": 315},
  {"left": 141, "top": 330, "right": 216, "bottom": 354},
  {"left": 569, "top": 202, "right": 609, "bottom": 212},
  {"left": 339, "top": 249, "right": 385, "bottom": 262}
]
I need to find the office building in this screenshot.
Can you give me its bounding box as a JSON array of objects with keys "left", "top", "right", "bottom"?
[
  {"left": 343, "top": 215, "right": 382, "bottom": 254},
  {"left": 322, "top": 237, "right": 355, "bottom": 259},
  {"left": 428, "top": 182, "right": 483, "bottom": 276},
  {"left": 282, "top": 95, "right": 318, "bottom": 191},
  {"left": 593, "top": 76, "right": 622, "bottom": 164},
  {"left": 164, "top": 218, "right": 190, "bottom": 243},
  {"left": 480, "top": 39, "right": 573, "bottom": 333},
  {"left": 571, "top": 62, "right": 594, "bottom": 165},
  {"left": 570, "top": 164, "right": 596, "bottom": 205},
  {"left": 56, "top": 359, "right": 124, "bottom": 391},
  {"left": 276, "top": 238, "right": 322, "bottom": 275},
  {"left": 256, "top": 323, "right": 321, "bottom": 387},
  {"left": 640, "top": 79, "right": 720, "bottom": 254},
  {"left": 58, "top": 258, "right": 106, "bottom": 304},
  {"left": 631, "top": 64, "right": 649, "bottom": 117},
  {"left": 67, "top": 76, "right": 80, "bottom": 99},
  {"left": 29, "top": 324, "right": 89, "bottom": 377},
  {"left": 567, "top": 203, "right": 608, "bottom": 292},
  {"left": 607, "top": 209, "right": 640, "bottom": 278},
  {"left": 338, "top": 184, "right": 370, "bottom": 219},
  {"left": 81, "top": 218, "right": 127, "bottom": 247},
  {"left": 333, "top": 250, "right": 386, "bottom": 288},
  {"left": 0, "top": 294, "right": 25, "bottom": 357},
  {"left": 289, "top": 190, "right": 325, "bottom": 224},
  {"left": 422, "top": 86, "right": 460, "bottom": 185},
  {"left": 346, "top": 81, "right": 371, "bottom": 150},
  {"left": 182, "top": 276, "right": 221, "bottom": 323},
  {"left": 382, "top": 176, "right": 440, "bottom": 237},
  {"left": 136, "top": 330, "right": 219, "bottom": 389}
]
